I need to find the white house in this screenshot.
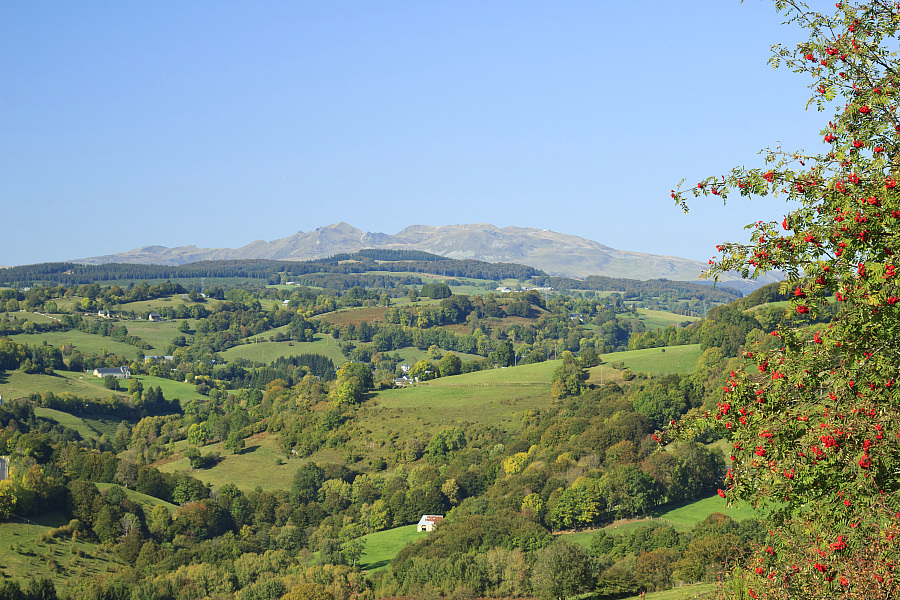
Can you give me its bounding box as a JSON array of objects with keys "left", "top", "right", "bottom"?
[
  {"left": 148, "top": 313, "right": 163, "bottom": 321},
  {"left": 93, "top": 366, "right": 131, "bottom": 379},
  {"left": 417, "top": 515, "right": 444, "bottom": 532}
]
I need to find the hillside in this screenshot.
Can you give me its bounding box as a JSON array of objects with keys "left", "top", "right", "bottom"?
[{"left": 72, "top": 222, "right": 779, "bottom": 291}]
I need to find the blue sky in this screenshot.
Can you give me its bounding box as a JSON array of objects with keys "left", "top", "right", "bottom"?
[{"left": 1, "top": 1, "right": 834, "bottom": 267}]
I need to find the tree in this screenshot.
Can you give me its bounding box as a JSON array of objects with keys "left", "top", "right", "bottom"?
[
  {"left": 438, "top": 352, "right": 462, "bottom": 377},
  {"left": 550, "top": 351, "right": 587, "bottom": 399},
  {"left": 668, "top": 2, "right": 900, "bottom": 597},
  {"left": 104, "top": 375, "right": 119, "bottom": 391},
  {"left": 531, "top": 540, "right": 595, "bottom": 600},
  {"left": 493, "top": 339, "right": 514, "bottom": 367}
]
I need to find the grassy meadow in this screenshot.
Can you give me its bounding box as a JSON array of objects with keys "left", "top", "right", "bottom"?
[
  {"left": 0, "top": 512, "right": 124, "bottom": 584},
  {"left": 591, "top": 345, "right": 703, "bottom": 379},
  {"left": 33, "top": 407, "right": 103, "bottom": 441},
  {"left": 358, "top": 525, "right": 425, "bottom": 571},
  {"left": 220, "top": 334, "right": 346, "bottom": 365},
  {"left": 7, "top": 330, "right": 139, "bottom": 359},
  {"left": 634, "top": 308, "right": 702, "bottom": 329},
  {"left": 0, "top": 370, "right": 124, "bottom": 402},
  {"left": 94, "top": 483, "right": 178, "bottom": 514},
  {"left": 132, "top": 375, "right": 205, "bottom": 403},
  {"left": 156, "top": 433, "right": 303, "bottom": 491}
]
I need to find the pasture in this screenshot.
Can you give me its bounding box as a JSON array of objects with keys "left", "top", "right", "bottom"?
[
  {"left": 33, "top": 407, "right": 102, "bottom": 441},
  {"left": 634, "top": 308, "right": 702, "bottom": 329},
  {"left": 7, "top": 330, "right": 139, "bottom": 358},
  {"left": 156, "top": 433, "right": 302, "bottom": 491},
  {"left": 220, "top": 334, "right": 346, "bottom": 365},
  {"left": 358, "top": 525, "right": 425, "bottom": 571},
  {"left": 0, "top": 370, "right": 124, "bottom": 402},
  {"left": 133, "top": 375, "right": 205, "bottom": 403},
  {"left": 0, "top": 512, "right": 124, "bottom": 584},
  {"left": 591, "top": 345, "right": 703, "bottom": 378},
  {"left": 564, "top": 493, "right": 760, "bottom": 548},
  {"left": 95, "top": 483, "right": 178, "bottom": 514},
  {"left": 115, "top": 319, "right": 184, "bottom": 350}
]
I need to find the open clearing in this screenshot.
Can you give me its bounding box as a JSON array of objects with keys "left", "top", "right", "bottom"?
[
  {"left": 0, "top": 512, "right": 124, "bottom": 584},
  {"left": 634, "top": 308, "right": 702, "bottom": 329},
  {"left": 133, "top": 375, "right": 206, "bottom": 403},
  {"left": 591, "top": 344, "right": 702, "bottom": 378},
  {"left": 358, "top": 525, "right": 425, "bottom": 571},
  {"left": 221, "top": 334, "right": 346, "bottom": 365},
  {"left": 156, "top": 433, "right": 302, "bottom": 492},
  {"left": 95, "top": 483, "right": 178, "bottom": 514},
  {"left": 7, "top": 330, "right": 139, "bottom": 358},
  {"left": 33, "top": 407, "right": 103, "bottom": 440},
  {"left": 0, "top": 370, "right": 126, "bottom": 402}
]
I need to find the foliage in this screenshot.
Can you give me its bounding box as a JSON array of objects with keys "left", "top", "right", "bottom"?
[{"left": 668, "top": 1, "right": 900, "bottom": 597}]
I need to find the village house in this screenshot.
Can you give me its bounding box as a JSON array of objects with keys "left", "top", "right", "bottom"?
[
  {"left": 148, "top": 313, "right": 163, "bottom": 321},
  {"left": 417, "top": 515, "right": 443, "bottom": 532},
  {"left": 93, "top": 366, "right": 131, "bottom": 379}
]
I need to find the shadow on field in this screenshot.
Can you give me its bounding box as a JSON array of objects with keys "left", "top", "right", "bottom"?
[
  {"left": 0, "top": 370, "right": 9, "bottom": 385},
  {"left": 236, "top": 444, "right": 260, "bottom": 455},
  {"left": 361, "top": 559, "right": 391, "bottom": 571}
]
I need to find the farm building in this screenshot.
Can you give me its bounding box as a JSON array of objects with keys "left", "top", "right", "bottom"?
[
  {"left": 93, "top": 366, "right": 131, "bottom": 379},
  {"left": 148, "top": 313, "right": 163, "bottom": 321},
  {"left": 417, "top": 515, "right": 443, "bottom": 532}
]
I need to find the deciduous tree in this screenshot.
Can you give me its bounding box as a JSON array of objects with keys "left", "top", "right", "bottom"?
[{"left": 668, "top": 1, "right": 900, "bottom": 597}]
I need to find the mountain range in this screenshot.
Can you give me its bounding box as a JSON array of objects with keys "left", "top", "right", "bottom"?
[{"left": 75, "top": 222, "right": 778, "bottom": 292}]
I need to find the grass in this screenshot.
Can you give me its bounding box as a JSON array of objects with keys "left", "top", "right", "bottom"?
[
  {"left": 6, "top": 330, "right": 140, "bottom": 359},
  {"left": 0, "top": 370, "right": 123, "bottom": 402},
  {"left": 0, "top": 511, "right": 124, "bottom": 584},
  {"left": 358, "top": 525, "right": 425, "bottom": 571},
  {"left": 634, "top": 308, "right": 702, "bottom": 330},
  {"left": 563, "top": 493, "right": 760, "bottom": 549},
  {"left": 220, "top": 334, "right": 347, "bottom": 365},
  {"left": 115, "top": 319, "right": 184, "bottom": 350},
  {"left": 95, "top": 483, "right": 178, "bottom": 514},
  {"left": 591, "top": 345, "right": 703, "bottom": 378},
  {"left": 7, "top": 311, "right": 58, "bottom": 324},
  {"left": 156, "top": 433, "right": 300, "bottom": 491},
  {"left": 33, "top": 407, "right": 103, "bottom": 440},
  {"left": 620, "top": 583, "right": 717, "bottom": 600},
  {"left": 133, "top": 375, "right": 206, "bottom": 403}
]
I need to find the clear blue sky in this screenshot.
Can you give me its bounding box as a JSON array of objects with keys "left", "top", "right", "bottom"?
[{"left": 1, "top": 1, "right": 834, "bottom": 267}]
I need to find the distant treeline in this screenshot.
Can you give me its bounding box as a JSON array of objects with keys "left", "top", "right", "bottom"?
[
  {"left": 0, "top": 252, "right": 543, "bottom": 287},
  {"left": 531, "top": 275, "right": 743, "bottom": 303}
]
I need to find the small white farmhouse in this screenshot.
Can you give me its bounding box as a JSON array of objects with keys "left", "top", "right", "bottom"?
[{"left": 417, "top": 515, "right": 443, "bottom": 532}]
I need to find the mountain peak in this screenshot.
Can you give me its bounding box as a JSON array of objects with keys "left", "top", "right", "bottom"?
[{"left": 72, "top": 222, "right": 779, "bottom": 292}]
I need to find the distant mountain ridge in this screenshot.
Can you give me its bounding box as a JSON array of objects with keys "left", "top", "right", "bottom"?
[{"left": 74, "top": 222, "right": 778, "bottom": 292}]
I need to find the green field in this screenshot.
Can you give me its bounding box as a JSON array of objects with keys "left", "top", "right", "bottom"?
[
  {"left": 132, "top": 375, "right": 206, "bottom": 403},
  {"left": 95, "top": 483, "right": 178, "bottom": 514},
  {"left": 0, "top": 512, "right": 124, "bottom": 584},
  {"left": 564, "top": 493, "right": 759, "bottom": 549},
  {"left": 33, "top": 407, "right": 103, "bottom": 440},
  {"left": 622, "top": 583, "right": 717, "bottom": 600},
  {"left": 220, "top": 334, "right": 346, "bottom": 365},
  {"left": 592, "top": 345, "right": 703, "bottom": 378},
  {"left": 7, "top": 330, "right": 140, "bottom": 359},
  {"left": 634, "top": 308, "right": 702, "bottom": 330},
  {"left": 156, "top": 434, "right": 303, "bottom": 491},
  {"left": 358, "top": 525, "right": 425, "bottom": 571},
  {"left": 114, "top": 319, "right": 184, "bottom": 350},
  {"left": 6, "top": 311, "right": 59, "bottom": 324},
  {"left": 0, "top": 370, "right": 125, "bottom": 402}
]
